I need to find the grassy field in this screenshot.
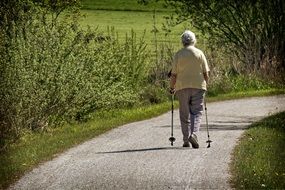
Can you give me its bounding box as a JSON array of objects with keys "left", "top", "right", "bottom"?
[
  {"left": 78, "top": 10, "right": 198, "bottom": 50},
  {"left": 81, "top": 0, "right": 168, "bottom": 11},
  {"left": 78, "top": 0, "right": 206, "bottom": 51},
  {"left": 231, "top": 111, "right": 285, "bottom": 189}
]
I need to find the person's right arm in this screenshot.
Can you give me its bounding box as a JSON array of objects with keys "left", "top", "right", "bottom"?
[
  {"left": 170, "top": 73, "right": 177, "bottom": 91},
  {"left": 169, "top": 53, "right": 178, "bottom": 93}
]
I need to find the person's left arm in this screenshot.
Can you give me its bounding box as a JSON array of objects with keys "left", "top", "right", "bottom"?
[{"left": 201, "top": 53, "right": 210, "bottom": 84}]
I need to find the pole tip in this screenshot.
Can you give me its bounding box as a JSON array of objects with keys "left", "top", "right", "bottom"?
[
  {"left": 169, "top": 137, "right": 176, "bottom": 146},
  {"left": 206, "top": 140, "right": 212, "bottom": 148}
]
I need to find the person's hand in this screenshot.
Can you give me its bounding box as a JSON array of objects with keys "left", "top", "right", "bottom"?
[{"left": 169, "top": 88, "right": 175, "bottom": 94}]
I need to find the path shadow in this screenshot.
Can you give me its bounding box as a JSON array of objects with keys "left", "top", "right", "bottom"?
[
  {"left": 97, "top": 146, "right": 186, "bottom": 154},
  {"left": 200, "top": 124, "right": 249, "bottom": 130},
  {"left": 157, "top": 123, "right": 250, "bottom": 131}
]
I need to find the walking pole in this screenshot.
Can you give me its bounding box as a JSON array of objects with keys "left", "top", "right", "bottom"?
[
  {"left": 169, "top": 93, "right": 176, "bottom": 146},
  {"left": 204, "top": 95, "right": 212, "bottom": 148}
]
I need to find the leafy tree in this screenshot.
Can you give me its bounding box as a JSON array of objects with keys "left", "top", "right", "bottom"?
[
  {"left": 164, "top": 0, "right": 284, "bottom": 77},
  {"left": 139, "top": 0, "right": 284, "bottom": 79}
]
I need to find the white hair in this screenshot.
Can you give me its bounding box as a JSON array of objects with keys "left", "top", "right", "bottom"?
[{"left": 181, "top": 30, "right": 196, "bottom": 46}]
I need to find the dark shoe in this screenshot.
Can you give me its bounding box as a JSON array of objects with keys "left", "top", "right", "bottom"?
[
  {"left": 183, "top": 142, "right": 190, "bottom": 147},
  {"left": 189, "top": 134, "right": 199, "bottom": 149}
]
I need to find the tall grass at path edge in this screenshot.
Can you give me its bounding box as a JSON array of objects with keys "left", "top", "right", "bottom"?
[{"left": 231, "top": 111, "right": 285, "bottom": 189}]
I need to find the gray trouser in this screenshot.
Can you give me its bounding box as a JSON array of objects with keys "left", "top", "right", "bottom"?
[{"left": 176, "top": 88, "right": 205, "bottom": 142}]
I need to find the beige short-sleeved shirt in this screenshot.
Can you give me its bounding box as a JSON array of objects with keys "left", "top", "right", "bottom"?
[{"left": 172, "top": 45, "right": 210, "bottom": 91}]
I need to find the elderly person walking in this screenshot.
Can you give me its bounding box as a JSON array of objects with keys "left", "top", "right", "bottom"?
[{"left": 169, "top": 30, "right": 210, "bottom": 148}]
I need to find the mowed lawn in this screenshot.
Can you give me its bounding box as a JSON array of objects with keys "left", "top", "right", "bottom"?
[
  {"left": 80, "top": 10, "right": 186, "bottom": 46},
  {"left": 79, "top": 1, "right": 206, "bottom": 50},
  {"left": 81, "top": 0, "right": 167, "bottom": 11}
]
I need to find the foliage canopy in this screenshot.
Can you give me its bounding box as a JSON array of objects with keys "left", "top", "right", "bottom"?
[{"left": 165, "top": 0, "right": 285, "bottom": 75}]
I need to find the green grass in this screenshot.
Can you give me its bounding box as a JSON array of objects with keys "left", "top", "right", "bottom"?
[
  {"left": 231, "top": 111, "right": 285, "bottom": 189},
  {"left": 1, "top": 89, "right": 284, "bottom": 189},
  {"left": 79, "top": 9, "right": 196, "bottom": 48},
  {"left": 78, "top": 1, "right": 206, "bottom": 51},
  {"left": 79, "top": 0, "right": 173, "bottom": 41},
  {"left": 207, "top": 88, "right": 285, "bottom": 102},
  {"left": 81, "top": 0, "right": 168, "bottom": 12}
]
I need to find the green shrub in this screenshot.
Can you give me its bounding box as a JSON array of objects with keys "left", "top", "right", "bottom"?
[
  {"left": 0, "top": 3, "right": 151, "bottom": 149},
  {"left": 139, "top": 84, "right": 169, "bottom": 104},
  {"left": 207, "top": 73, "right": 275, "bottom": 97}
]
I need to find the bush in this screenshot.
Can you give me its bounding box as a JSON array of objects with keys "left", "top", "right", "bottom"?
[
  {"left": 139, "top": 84, "right": 169, "bottom": 104},
  {"left": 0, "top": 2, "right": 151, "bottom": 149},
  {"left": 207, "top": 72, "right": 275, "bottom": 96}
]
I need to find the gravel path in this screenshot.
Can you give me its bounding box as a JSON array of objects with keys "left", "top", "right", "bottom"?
[{"left": 9, "top": 95, "right": 285, "bottom": 190}]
